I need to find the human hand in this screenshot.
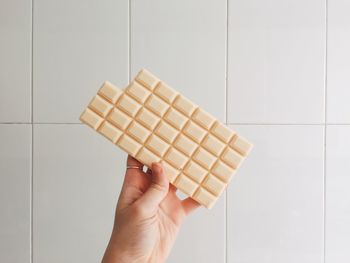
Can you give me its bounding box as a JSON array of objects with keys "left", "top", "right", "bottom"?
[{"left": 102, "top": 155, "right": 200, "bottom": 263}]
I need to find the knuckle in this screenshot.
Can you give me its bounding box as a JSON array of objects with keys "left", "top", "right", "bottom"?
[{"left": 151, "top": 182, "right": 168, "bottom": 193}]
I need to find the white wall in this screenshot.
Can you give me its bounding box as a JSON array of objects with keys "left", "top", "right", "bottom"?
[{"left": 0, "top": 0, "right": 349, "bottom": 262}]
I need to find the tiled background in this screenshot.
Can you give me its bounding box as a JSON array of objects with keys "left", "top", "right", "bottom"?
[{"left": 0, "top": 0, "right": 349, "bottom": 262}]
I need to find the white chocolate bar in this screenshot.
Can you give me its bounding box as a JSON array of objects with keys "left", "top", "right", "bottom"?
[{"left": 80, "top": 69, "right": 253, "bottom": 208}]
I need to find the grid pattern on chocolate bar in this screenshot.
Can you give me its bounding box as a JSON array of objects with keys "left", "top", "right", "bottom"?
[{"left": 80, "top": 69, "right": 252, "bottom": 208}]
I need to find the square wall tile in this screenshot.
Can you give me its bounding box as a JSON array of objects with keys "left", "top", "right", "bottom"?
[
  {"left": 227, "top": 125, "right": 324, "bottom": 263},
  {"left": 131, "top": 0, "right": 226, "bottom": 122},
  {"left": 0, "top": 125, "right": 31, "bottom": 262},
  {"left": 227, "top": 0, "right": 325, "bottom": 124},
  {"left": 327, "top": 1, "right": 350, "bottom": 123},
  {"left": 33, "top": 125, "right": 125, "bottom": 263},
  {"left": 33, "top": 0, "right": 128, "bottom": 123},
  {"left": 326, "top": 125, "right": 350, "bottom": 262},
  {"left": 0, "top": 0, "right": 31, "bottom": 122}
]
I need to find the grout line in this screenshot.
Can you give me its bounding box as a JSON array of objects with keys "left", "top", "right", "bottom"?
[
  {"left": 30, "top": 0, "right": 34, "bottom": 262},
  {"left": 225, "top": 0, "right": 229, "bottom": 262},
  {"left": 225, "top": 2, "right": 229, "bottom": 134},
  {"left": 228, "top": 123, "right": 326, "bottom": 126},
  {"left": 326, "top": 123, "right": 350, "bottom": 126},
  {"left": 14, "top": 122, "right": 85, "bottom": 125},
  {"left": 0, "top": 122, "right": 32, "bottom": 125},
  {"left": 2, "top": 122, "right": 350, "bottom": 126},
  {"left": 323, "top": 0, "right": 328, "bottom": 261},
  {"left": 4, "top": 122, "right": 350, "bottom": 125},
  {"left": 31, "top": 2, "right": 34, "bottom": 125},
  {"left": 323, "top": 126, "right": 327, "bottom": 263},
  {"left": 30, "top": 126, "right": 34, "bottom": 263}
]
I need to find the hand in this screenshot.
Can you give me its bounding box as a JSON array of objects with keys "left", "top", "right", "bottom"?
[{"left": 102, "top": 155, "right": 200, "bottom": 263}]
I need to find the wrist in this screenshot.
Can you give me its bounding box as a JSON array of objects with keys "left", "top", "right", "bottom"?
[
  {"left": 102, "top": 235, "right": 133, "bottom": 263},
  {"left": 102, "top": 247, "right": 131, "bottom": 263}
]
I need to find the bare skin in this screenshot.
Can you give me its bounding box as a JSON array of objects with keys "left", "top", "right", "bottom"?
[{"left": 102, "top": 155, "right": 200, "bottom": 263}]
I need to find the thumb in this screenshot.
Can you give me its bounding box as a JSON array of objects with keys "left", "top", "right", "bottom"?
[{"left": 135, "top": 162, "right": 169, "bottom": 211}]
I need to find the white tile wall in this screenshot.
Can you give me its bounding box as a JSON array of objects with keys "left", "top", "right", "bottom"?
[
  {"left": 1, "top": 0, "right": 350, "bottom": 262},
  {"left": 227, "top": 0, "right": 325, "bottom": 124},
  {"left": 327, "top": 0, "right": 350, "bottom": 123},
  {"left": 325, "top": 126, "right": 350, "bottom": 262},
  {"left": 0, "top": 0, "right": 31, "bottom": 122},
  {"left": 130, "top": 0, "right": 227, "bottom": 121},
  {"left": 33, "top": 125, "right": 124, "bottom": 263},
  {"left": 33, "top": 0, "right": 129, "bottom": 123},
  {"left": 227, "top": 125, "right": 324, "bottom": 263},
  {"left": 168, "top": 198, "right": 225, "bottom": 263},
  {"left": 0, "top": 125, "right": 31, "bottom": 262}
]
